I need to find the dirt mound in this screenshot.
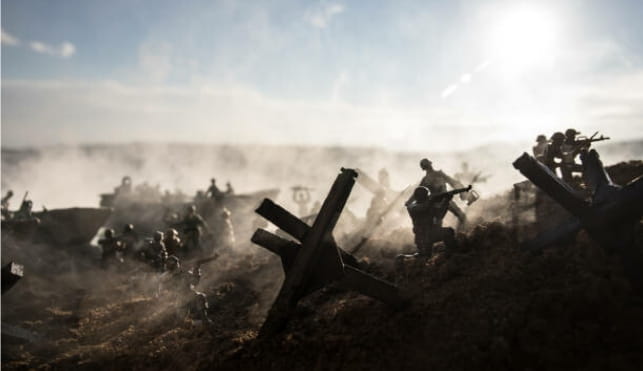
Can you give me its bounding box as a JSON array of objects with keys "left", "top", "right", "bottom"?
[{"left": 218, "top": 222, "right": 643, "bottom": 370}]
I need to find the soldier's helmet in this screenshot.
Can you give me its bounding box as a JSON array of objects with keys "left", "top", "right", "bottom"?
[
  {"left": 154, "top": 231, "right": 164, "bottom": 241},
  {"left": 420, "top": 158, "right": 433, "bottom": 170},
  {"left": 6, "top": 190, "right": 13, "bottom": 196},
  {"left": 187, "top": 204, "right": 197, "bottom": 213},
  {"left": 413, "top": 186, "right": 429, "bottom": 200},
  {"left": 105, "top": 228, "right": 115, "bottom": 238},
  {"left": 210, "top": 178, "right": 216, "bottom": 184},
  {"left": 536, "top": 134, "right": 547, "bottom": 143},
  {"left": 165, "top": 228, "right": 178, "bottom": 238},
  {"left": 565, "top": 128, "right": 579, "bottom": 138},
  {"left": 167, "top": 255, "right": 180, "bottom": 270},
  {"left": 221, "top": 207, "right": 231, "bottom": 218},
  {"left": 122, "top": 176, "right": 132, "bottom": 185},
  {"left": 124, "top": 224, "right": 134, "bottom": 232},
  {"left": 551, "top": 132, "right": 565, "bottom": 142}
]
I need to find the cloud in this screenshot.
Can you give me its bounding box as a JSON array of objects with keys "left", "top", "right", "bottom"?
[
  {"left": 305, "top": 3, "right": 344, "bottom": 28},
  {"left": 29, "top": 40, "right": 76, "bottom": 58},
  {"left": 1, "top": 28, "right": 20, "bottom": 46},
  {"left": 2, "top": 28, "right": 75, "bottom": 57}
]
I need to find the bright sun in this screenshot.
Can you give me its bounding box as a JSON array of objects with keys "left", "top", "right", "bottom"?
[{"left": 487, "top": 5, "right": 559, "bottom": 74}]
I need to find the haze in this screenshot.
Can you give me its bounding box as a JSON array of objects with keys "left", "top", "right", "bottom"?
[{"left": 2, "top": 0, "right": 643, "bottom": 151}]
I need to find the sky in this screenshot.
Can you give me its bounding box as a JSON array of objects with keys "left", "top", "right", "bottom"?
[{"left": 2, "top": 0, "right": 643, "bottom": 151}]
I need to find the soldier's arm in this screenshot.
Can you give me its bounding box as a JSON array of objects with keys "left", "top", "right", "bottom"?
[{"left": 440, "top": 171, "right": 465, "bottom": 189}]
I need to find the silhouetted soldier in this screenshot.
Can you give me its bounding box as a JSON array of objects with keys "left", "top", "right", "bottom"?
[
  {"left": 206, "top": 178, "right": 224, "bottom": 201},
  {"left": 544, "top": 132, "right": 565, "bottom": 174},
  {"left": 419, "top": 158, "right": 468, "bottom": 229},
  {"left": 532, "top": 134, "right": 549, "bottom": 163},
  {"left": 225, "top": 181, "right": 235, "bottom": 195},
  {"left": 405, "top": 186, "right": 460, "bottom": 257},
  {"left": 14, "top": 198, "right": 36, "bottom": 221},
  {"left": 144, "top": 231, "right": 168, "bottom": 272},
  {"left": 162, "top": 255, "right": 213, "bottom": 324},
  {"left": 163, "top": 228, "right": 183, "bottom": 257},
  {"left": 99, "top": 229, "right": 123, "bottom": 267},
  {"left": 180, "top": 205, "right": 210, "bottom": 254},
  {"left": 560, "top": 128, "right": 585, "bottom": 182},
  {"left": 119, "top": 224, "right": 139, "bottom": 258}
]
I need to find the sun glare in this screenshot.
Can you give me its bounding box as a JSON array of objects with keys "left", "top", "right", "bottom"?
[{"left": 487, "top": 6, "right": 559, "bottom": 74}]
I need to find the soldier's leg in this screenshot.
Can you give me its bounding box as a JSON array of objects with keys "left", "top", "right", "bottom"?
[{"left": 448, "top": 201, "right": 467, "bottom": 231}]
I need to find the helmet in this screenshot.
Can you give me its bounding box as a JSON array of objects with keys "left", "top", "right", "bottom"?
[
  {"left": 413, "top": 186, "right": 429, "bottom": 200},
  {"left": 210, "top": 178, "right": 216, "bottom": 184},
  {"left": 536, "top": 135, "right": 547, "bottom": 143},
  {"left": 187, "top": 204, "right": 196, "bottom": 213},
  {"left": 154, "top": 231, "right": 164, "bottom": 241},
  {"left": 7, "top": 190, "right": 13, "bottom": 196},
  {"left": 122, "top": 176, "right": 132, "bottom": 185},
  {"left": 420, "top": 158, "right": 432, "bottom": 170},
  {"left": 105, "top": 229, "right": 115, "bottom": 238},
  {"left": 565, "top": 128, "right": 579, "bottom": 138},
  {"left": 551, "top": 132, "right": 565, "bottom": 142},
  {"left": 221, "top": 207, "right": 231, "bottom": 218},
  {"left": 123, "top": 224, "right": 134, "bottom": 232},
  {"left": 165, "top": 228, "right": 178, "bottom": 237}
]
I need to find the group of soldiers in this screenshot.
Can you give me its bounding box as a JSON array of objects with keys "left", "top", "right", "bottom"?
[
  {"left": 1, "top": 190, "right": 40, "bottom": 223},
  {"left": 97, "top": 197, "right": 235, "bottom": 324},
  {"left": 532, "top": 129, "right": 609, "bottom": 183},
  {"left": 400, "top": 158, "right": 475, "bottom": 261}
]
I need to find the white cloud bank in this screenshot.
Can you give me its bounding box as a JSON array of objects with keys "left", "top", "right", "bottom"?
[
  {"left": 3, "top": 67, "right": 643, "bottom": 151},
  {"left": 1, "top": 28, "right": 75, "bottom": 58}
]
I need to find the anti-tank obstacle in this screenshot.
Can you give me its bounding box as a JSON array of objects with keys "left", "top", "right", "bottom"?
[
  {"left": 513, "top": 149, "right": 643, "bottom": 292},
  {"left": 251, "top": 168, "right": 407, "bottom": 337}
]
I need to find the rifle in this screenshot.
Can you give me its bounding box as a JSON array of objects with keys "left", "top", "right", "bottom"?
[
  {"left": 575, "top": 131, "right": 610, "bottom": 146},
  {"left": 428, "top": 185, "right": 472, "bottom": 201}
]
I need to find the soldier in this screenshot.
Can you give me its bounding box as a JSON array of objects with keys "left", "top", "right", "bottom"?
[
  {"left": 206, "top": 178, "right": 224, "bottom": 201},
  {"left": 532, "top": 135, "right": 549, "bottom": 163},
  {"left": 144, "top": 231, "right": 168, "bottom": 272},
  {"left": 1, "top": 190, "right": 13, "bottom": 220},
  {"left": 163, "top": 228, "right": 183, "bottom": 257},
  {"left": 214, "top": 208, "right": 235, "bottom": 251},
  {"left": 179, "top": 205, "right": 210, "bottom": 254},
  {"left": 119, "top": 224, "right": 139, "bottom": 258},
  {"left": 405, "top": 186, "right": 461, "bottom": 257},
  {"left": 544, "top": 132, "right": 565, "bottom": 175},
  {"left": 418, "top": 158, "right": 468, "bottom": 229},
  {"left": 560, "top": 128, "right": 585, "bottom": 182},
  {"left": 162, "top": 255, "right": 213, "bottom": 324},
  {"left": 14, "top": 199, "right": 35, "bottom": 221},
  {"left": 99, "top": 229, "right": 123, "bottom": 267},
  {"left": 225, "top": 181, "right": 235, "bottom": 195}
]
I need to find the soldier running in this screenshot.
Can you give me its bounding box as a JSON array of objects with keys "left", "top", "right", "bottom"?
[{"left": 418, "top": 158, "right": 468, "bottom": 230}]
